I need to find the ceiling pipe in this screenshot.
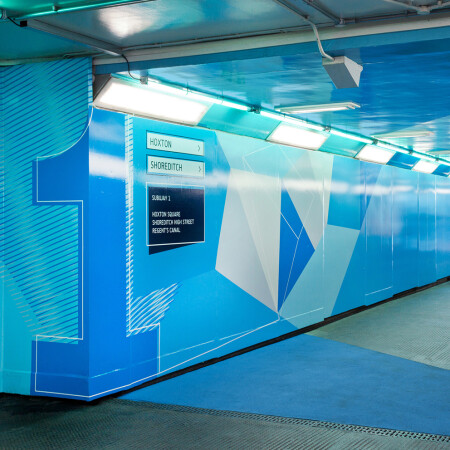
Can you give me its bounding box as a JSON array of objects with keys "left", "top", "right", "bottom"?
[
  {"left": 120, "top": 24, "right": 312, "bottom": 52},
  {"left": 381, "top": 0, "right": 450, "bottom": 15},
  {"left": 428, "top": 1, "right": 450, "bottom": 11},
  {"left": 271, "top": 0, "right": 334, "bottom": 60}
]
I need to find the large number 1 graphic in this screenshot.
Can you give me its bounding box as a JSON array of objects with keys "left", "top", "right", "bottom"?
[
  {"left": 32, "top": 126, "right": 89, "bottom": 399},
  {"left": 31, "top": 110, "right": 159, "bottom": 400}
]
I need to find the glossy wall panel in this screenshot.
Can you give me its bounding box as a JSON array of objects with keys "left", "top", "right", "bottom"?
[
  {"left": 392, "top": 170, "right": 419, "bottom": 294},
  {"left": 364, "top": 164, "right": 393, "bottom": 304},
  {"left": 418, "top": 174, "right": 437, "bottom": 286},
  {"left": 0, "top": 60, "right": 449, "bottom": 400},
  {"left": 436, "top": 176, "right": 450, "bottom": 279}
]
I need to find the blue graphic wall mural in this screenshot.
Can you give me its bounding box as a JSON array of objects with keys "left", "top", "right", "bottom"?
[
  {"left": 0, "top": 59, "right": 91, "bottom": 395},
  {"left": 0, "top": 59, "right": 449, "bottom": 400}
]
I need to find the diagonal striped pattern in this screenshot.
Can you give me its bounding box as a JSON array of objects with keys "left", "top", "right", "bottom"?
[
  {"left": 128, "top": 284, "right": 179, "bottom": 335},
  {"left": 124, "top": 115, "right": 177, "bottom": 337},
  {"left": 125, "top": 116, "right": 135, "bottom": 337},
  {"left": 1, "top": 67, "right": 5, "bottom": 284},
  {"left": 0, "top": 59, "right": 91, "bottom": 342}
]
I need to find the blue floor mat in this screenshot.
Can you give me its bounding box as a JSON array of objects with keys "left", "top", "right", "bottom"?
[{"left": 121, "top": 334, "right": 450, "bottom": 436}]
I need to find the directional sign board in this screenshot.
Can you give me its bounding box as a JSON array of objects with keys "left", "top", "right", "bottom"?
[
  {"left": 147, "top": 132, "right": 204, "bottom": 156},
  {"left": 147, "top": 156, "right": 204, "bottom": 178},
  {"left": 147, "top": 184, "right": 205, "bottom": 250}
]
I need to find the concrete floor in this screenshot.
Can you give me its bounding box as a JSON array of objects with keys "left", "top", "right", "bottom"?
[{"left": 1, "top": 281, "right": 449, "bottom": 448}]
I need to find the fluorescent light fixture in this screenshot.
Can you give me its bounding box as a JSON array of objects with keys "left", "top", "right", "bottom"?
[
  {"left": 94, "top": 77, "right": 211, "bottom": 125},
  {"left": 373, "top": 130, "right": 434, "bottom": 139},
  {"left": 329, "top": 128, "right": 373, "bottom": 144},
  {"left": 376, "top": 142, "right": 445, "bottom": 167},
  {"left": 276, "top": 102, "right": 360, "bottom": 114},
  {"left": 356, "top": 145, "right": 395, "bottom": 164},
  {"left": 412, "top": 160, "right": 439, "bottom": 174},
  {"left": 268, "top": 123, "right": 328, "bottom": 150}
]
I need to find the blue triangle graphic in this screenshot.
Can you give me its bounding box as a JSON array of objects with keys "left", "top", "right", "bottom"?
[{"left": 278, "top": 185, "right": 315, "bottom": 310}]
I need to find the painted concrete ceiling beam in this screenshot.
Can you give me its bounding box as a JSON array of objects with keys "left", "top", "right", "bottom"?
[
  {"left": 94, "top": 13, "right": 450, "bottom": 73},
  {"left": 7, "top": 0, "right": 156, "bottom": 21},
  {"left": 25, "top": 19, "right": 122, "bottom": 56},
  {"left": 299, "top": 0, "right": 342, "bottom": 25},
  {"left": 271, "top": 0, "right": 335, "bottom": 61}
]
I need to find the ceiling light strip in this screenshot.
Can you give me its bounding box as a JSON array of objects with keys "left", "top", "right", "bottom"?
[
  {"left": 376, "top": 139, "right": 449, "bottom": 165},
  {"left": 94, "top": 76, "right": 211, "bottom": 125},
  {"left": 356, "top": 145, "right": 395, "bottom": 164},
  {"left": 373, "top": 130, "right": 434, "bottom": 139},
  {"left": 260, "top": 109, "right": 450, "bottom": 168},
  {"left": 276, "top": 101, "right": 360, "bottom": 114},
  {"left": 96, "top": 77, "right": 450, "bottom": 170},
  {"left": 267, "top": 123, "right": 328, "bottom": 150},
  {"left": 412, "top": 160, "right": 440, "bottom": 174}
]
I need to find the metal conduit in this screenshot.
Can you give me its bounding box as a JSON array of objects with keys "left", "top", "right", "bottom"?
[{"left": 271, "top": 0, "right": 334, "bottom": 60}]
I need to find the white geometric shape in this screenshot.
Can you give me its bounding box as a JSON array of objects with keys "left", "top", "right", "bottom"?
[
  {"left": 284, "top": 152, "right": 324, "bottom": 249},
  {"left": 309, "top": 151, "right": 334, "bottom": 226},
  {"left": 279, "top": 234, "right": 325, "bottom": 329},
  {"left": 320, "top": 225, "right": 360, "bottom": 316},
  {"left": 280, "top": 224, "right": 360, "bottom": 328},
  {"left": 216, "top": 171, "right": 275, "bottom": 311},
  {"left": 234, "top": 169, "right": 281, "bottom": 310},
  {"left": 216, "top": 132, "right": 274, "bottom": 172}
]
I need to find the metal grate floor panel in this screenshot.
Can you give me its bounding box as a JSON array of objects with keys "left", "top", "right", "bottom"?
[{"left": 1, "top": 395, "right": 448, "bottom": 449}]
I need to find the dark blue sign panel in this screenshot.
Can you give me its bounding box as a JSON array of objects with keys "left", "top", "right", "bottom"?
[{"left": 148, "top": 185, "right": 204, "bottom": 254}]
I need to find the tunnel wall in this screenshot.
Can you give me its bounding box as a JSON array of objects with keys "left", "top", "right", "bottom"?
[{"left": 0, "top": 60, "right": 449, "bottom": 399}]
